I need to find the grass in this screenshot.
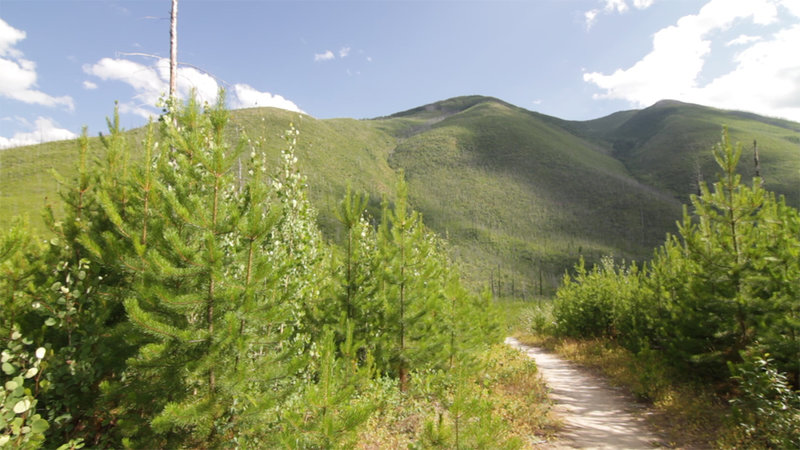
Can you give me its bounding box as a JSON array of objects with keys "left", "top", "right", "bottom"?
[
  {"left": 355, "top": 343, "right": 558, "bottom": 449},
  {"left": 354, "top": 297, "right": 561, "bottom": 447}
]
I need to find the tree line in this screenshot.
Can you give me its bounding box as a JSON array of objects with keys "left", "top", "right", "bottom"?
[{"left": 1, "top": 94, "right": 503, "bottom": 448}]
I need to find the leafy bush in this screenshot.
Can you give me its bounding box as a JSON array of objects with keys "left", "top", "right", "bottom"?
[
  {"left": 726, "top": 353, "right": 800, "bottom": 448},
  {"left": 553, "top": 256, "right": 651, "bottom": 350},
  {"left": 1, "top": 329, "right": 48, "bottom": 449}
]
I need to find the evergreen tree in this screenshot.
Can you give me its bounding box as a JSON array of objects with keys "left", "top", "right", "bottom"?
[
  {"left": 117, "top": 94, "right": 310, "bottom": 446},
  {"left": 376, "top": 175, "right": 451, "bottom": 390},
  {"left": 659, "top": 128, "right": 800, "bottom": 378},
  {"left": 334, "top": 185, "right": 371, "bottom": 325},
  {"left": 276, "top": 326, "right": 375, "bottom": 448},
  {"left": 327, "top": 186, "right": 382, "bottom": 361},
  {"left": 442, "top": 270, "right": 503, "bottom": 369}
]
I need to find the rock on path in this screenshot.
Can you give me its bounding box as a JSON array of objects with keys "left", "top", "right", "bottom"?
[{"left": 506, "top": 337, "right": 666, "bottom": 449}]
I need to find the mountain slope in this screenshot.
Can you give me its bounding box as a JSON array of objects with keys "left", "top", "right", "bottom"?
[
  {"left": 593, "top": 100, "right": 800, "bottom": 204},
  {"left": 2, "top": 96, "right": 797, "bottom": 293},
  {"left": 375, "top": 97, "right": 681, "bottom": 291}
]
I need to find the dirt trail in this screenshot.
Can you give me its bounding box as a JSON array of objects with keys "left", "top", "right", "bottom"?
[{"left": 506, "top": 337, "right": 666, "bottom": 449}]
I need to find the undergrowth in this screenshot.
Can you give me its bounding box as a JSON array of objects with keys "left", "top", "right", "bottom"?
[{"left": 356, "top": 343, "right": 558, "bottom": 448}]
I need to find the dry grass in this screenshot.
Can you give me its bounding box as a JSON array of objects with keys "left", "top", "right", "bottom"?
[{"left": 484, "top": 344, "right": 561, "bottom": 446}]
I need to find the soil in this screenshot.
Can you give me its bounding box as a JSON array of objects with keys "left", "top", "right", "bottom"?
[{"left": 506, "top": 337, "right": 668, "bottom": 449}]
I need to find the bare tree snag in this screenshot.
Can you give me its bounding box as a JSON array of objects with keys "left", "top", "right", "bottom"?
[
  {"left": 753, "top": 139, "right": 763, "bottom": 185},
  {"left": 169, "top": 0, "right": 178, "bottom": 102}
]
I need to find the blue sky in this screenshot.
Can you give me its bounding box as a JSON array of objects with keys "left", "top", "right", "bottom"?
[{"left": 1, "top": 0, "right": 799, "bottom": 148}]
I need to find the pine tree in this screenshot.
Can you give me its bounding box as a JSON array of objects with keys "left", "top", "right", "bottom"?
[
  {"left": 117, "top": 93, "right": 311, "bottom": 446},
  {"left": 645, "top": 128, "right": 800, "bottom": 380},
  {"left": 376, "top": 175, "right": 450, "bottom": 390},
  {"left": 276, "top": 326, "right": 375, "bottom": 448},
  {"left": 661, "top": 129, "right": 763, "bottom": 371},
  {"left": 327, "top": 185, "right": 382, "bottom": 361},
  {"left": 335, "top": 184, "right": 370, "bottom": 324},
  {"left": 443, "top": 269, "right": 502, "bottom": 369}
]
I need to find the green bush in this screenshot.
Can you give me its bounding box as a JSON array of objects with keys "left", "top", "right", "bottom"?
[
  {"left": 554, "top": 128, "right": 800, "bottom": 383},
  {"left": 726, "top": 353, "right": 800, "bottom": 449}
]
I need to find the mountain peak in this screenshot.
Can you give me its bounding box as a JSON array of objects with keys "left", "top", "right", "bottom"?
[
  {"left": 386, "top": 95, "right": 507, "bottom": 119},
  {"left": 650, "top": 99, "right": 691, "bottom": 109}
]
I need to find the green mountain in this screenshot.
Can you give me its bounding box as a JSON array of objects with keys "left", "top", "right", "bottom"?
[
  {"left": 373, "top": 97, "right": 683, "bottom": 292},
  {"left": 2, "top": 96, "right": 798, "bottom": 293},
  {"left": 571, "top": 100, "right": 800, "bottom": 205}
]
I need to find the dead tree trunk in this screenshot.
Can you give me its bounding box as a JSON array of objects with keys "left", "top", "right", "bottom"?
[
  {"left": 753, "top": 139, "right": 763, "bottom": 185},
  {"left": 169, "top": 0, "right": 178, "bottom": 102}
]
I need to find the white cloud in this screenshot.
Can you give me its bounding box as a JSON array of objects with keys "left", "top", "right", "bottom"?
[
  {"left": 780, "top": 0, "right": 800, "bottom": 17},
  {"left": 604, "top": 0, "right": 628, "bottom": 14},
  {"left": 84, "top": 57, "right": 221, "bottom": 118},
  {"left": 82, "top": 80, "right": 98, "bottom": 90},
  {"left": 695, "top": 24, "right": 800, "bottom": 120},
  {"left": 0, "top": 18, "right": 26, "bottom": 57},
  {"left": 726, "top": 34, "right": 763, "bottom": 46},
  {"left": 117, "top": 103, "right": 158, "bottom": 120},
  {"left": 85, "top": 57, "right": 304, "bottom": 116},
  {"left": 0, "top": 117, "right": 77, "bottom": 149},
  {"left": 585, "top": 10, "right": 599, "bottom": 29},
  {"left": 314, "top": 50, "right": 335, "bottom": 62},
  {"left": 230, "top": 84, "right": 304, "bottom": 113},
  {"left": 585, "top": 0, "right": 655, "bottom": 28},
  {"left": 632, "top": 0, "right": 654, "bottom": 9},
  {"left": 84, "top": 57, "right": 165, "bottom": 117},
  {"left": 339, "top": 47, "right": 351, "bottom": 58},
  {"left": 583, "top": 0, "right": 800, "bottom": 120},
  {"left": 155, "top": 59, "right": 219, "bottom": 104},
  {"left": 0, "top": 18, "right": 74, "bottom": 110}
]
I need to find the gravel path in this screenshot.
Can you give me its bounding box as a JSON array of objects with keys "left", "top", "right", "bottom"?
[{"left": 506, "top": 337, "right": 667, "bottom": 449}]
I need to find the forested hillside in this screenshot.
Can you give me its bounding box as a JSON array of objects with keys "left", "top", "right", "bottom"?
[
  {"left": 2, "top": 97, "right": 552, "bottom": 448},
  {"left": 2, "top": 96, "right": 798, "bottom": 292}
]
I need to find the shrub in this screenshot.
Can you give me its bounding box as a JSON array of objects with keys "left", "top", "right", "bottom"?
[{"left": 726, "top": 352, "right": 800, "bottom": 448}]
